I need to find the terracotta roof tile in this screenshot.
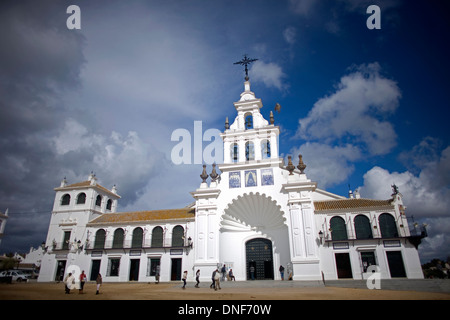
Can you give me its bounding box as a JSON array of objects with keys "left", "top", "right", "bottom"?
[
  {"left": 314, "top": 198, "right": 393, "bottom": 212},
  {"left": 56, "top": 180, "right": 119, "bottom": 198},
  {"left": 87, "top": 208, "right": 195, "bottom": 225}
]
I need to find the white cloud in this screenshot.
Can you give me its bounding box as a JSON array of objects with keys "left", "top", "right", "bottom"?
[
  {"left": 52, "top": 119, "right": 165, "bottom": 207},
  {"left": 250, "top": 60, "right": 287, "bottom": 91},
  {"left": 290, "top": 142, "right": 362, "bottom": 188},
  {"left": 283, "top": 26, "right": 297, "bottom": 45},
  {"left": 296, "top": 62, "right": 401, "bottom": 156},
  {"left": 359, "top": 142, "right": 450, "bottom": 218},
  {"left": 358, "top": 139, "right": 450, "bottom": 261}
]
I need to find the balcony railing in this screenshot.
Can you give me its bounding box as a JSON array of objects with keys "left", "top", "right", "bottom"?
[{"left": 84, "top": 237, "right": 192, "bottom": 251}]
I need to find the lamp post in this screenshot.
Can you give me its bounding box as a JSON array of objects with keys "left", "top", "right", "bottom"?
[{"left": 318, "top": 231, "right": 324, "bottom": 245}]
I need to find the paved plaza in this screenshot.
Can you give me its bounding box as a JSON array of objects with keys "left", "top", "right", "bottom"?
[{"left": 0, "top": 279, "right": 449, "bottom": 300}]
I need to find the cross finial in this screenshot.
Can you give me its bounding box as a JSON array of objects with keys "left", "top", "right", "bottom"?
[{"left": 234, "top": 54, "right": 258, "bottom": 81}]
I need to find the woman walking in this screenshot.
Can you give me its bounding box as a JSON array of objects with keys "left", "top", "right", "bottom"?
[
  {"left": 182, "top": 270, "right": 188, "bottom": 289},
  {"left": 195, "top": 269, "right": 200, "bottom": 288},
  {"left": 79, "top": 270, "right": 87, "bottom": 294},
  {"left": 96, "top": 273, "right": 102, "bottom": 295}
]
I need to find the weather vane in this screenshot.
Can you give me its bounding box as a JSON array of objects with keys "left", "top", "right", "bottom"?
[{"left": 234, "top": 54, "right": 258, "bottom": 81}]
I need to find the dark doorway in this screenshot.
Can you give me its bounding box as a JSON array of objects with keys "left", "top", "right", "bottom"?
[
  {"left": 55, "top": 260, "right": 66, "bottom": 282},
  {"left": 245, "top": 238, "right": 274, "bottom": 280},
  {"left": 129, "top": 259, "right": 140, "bottom": 281},
  {"left": 171, "top": 258, "right": 182, "bottom": 281},
  {"left": 90, "top": 260, "right": 101, "bottom": 281},
  {"left": 386, "top": 251, "right": 406, "bottom": 278},
  {"left": 335, "top": 253, "right": 353, "bottom": 279}
]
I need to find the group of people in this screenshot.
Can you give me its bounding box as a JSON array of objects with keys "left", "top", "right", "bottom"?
[
  {"left": 182, "top": 264, "right": 290, "bottom": 288},
  {"left": 181, "top": 265, "right": 236, "bottom": 290},
  {"left": 64, "top": 271, "right": 103, "bottom": 295}
]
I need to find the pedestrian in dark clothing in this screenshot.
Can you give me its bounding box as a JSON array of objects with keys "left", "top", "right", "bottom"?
[
  {"left": 210, "top": 269, "right": 216, "bottom": 289},
  {"left": 279, "top": 265, "right": 285, "bottom": 280},
  {"left": 182, "top": 270, "right": 188, "bottom": 289},
  {"left": 195, "top": 269, "right": 200, "bottom": 288}
]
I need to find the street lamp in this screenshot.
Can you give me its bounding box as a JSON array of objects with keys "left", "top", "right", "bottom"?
[{"left": 318, "top": 231, "right": 324, "bottom": 245}]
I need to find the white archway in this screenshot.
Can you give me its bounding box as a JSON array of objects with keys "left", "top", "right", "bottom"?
[{"left": 219, "top": 193, "right": 289, "bottom": 281}]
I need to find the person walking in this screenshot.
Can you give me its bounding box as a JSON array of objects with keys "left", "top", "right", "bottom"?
[
  {"left": 79, "top": 270, "right": 87, "bottom": 294},
  {"left": 64, "top": 272, "right": 72, "bottom": 294},
  {"left": 67, "top": 272, "right": 76, "bottom": 294},
  {"left": 214, "top": 268, "right": 221, "bottom": 291},
  {"left": 279, "top": 265, "right": 285, "bottom": 280},
  {"left": 96, "top": 273, "right": 102, "bottom": 295},
  {"left": 182, "top": 270, "right": 188, "bottom": 289},
  {"left": 195, "top": 269, "right": 200, "bottom": 288},
  {"left": 221, "top": 264, "right": 226, "bottom": 281},
  {"left": 210, "top": 269, "right": 216, "bottom": 289}
]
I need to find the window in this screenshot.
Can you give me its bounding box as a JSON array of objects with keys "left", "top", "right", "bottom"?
[
  {"left": 106, "top": 199, "right": 112, "bottom": 211},
  {"left": 245, "top": 141, "right": 255, "bottom": 161},
  {"left": 76, "top": 193, "right": 86, "bottom": 204},
  {"left": 354, "top": 215, "right": 373, "bottom": 239},
  {"left": 62, "top": 231, "right": 71, "bottom": 250},
  {"left": 147, "top": 258, "right": 161, "bottom": 276},
  {"left": 95, "top": 195, "right": 102, "bottom": 207},
  {"left": 112, "top": 228, "right": 124, "bottom": 249},
  {"left": 107, "top": 258, "right": 120, "bottom": 277},
  {"left": 361, "top": 251, "right": 377, "bottom": 272},
  {"left": 172, "top": 225, "right": 184, "bottom": 247},
  {"left": 61, "top": 194, "right": 70, "bottom": 206},
  {"left": 379, "top": 213, "right": 398, "bottom": 238},
  {"left": 244, "top": 113, "right": 253, "bottom": 129},
  {"left": 261, "top": 140, "right": 271, "bottom": 159},
  {"left": 230, "top": 143, "right": 239, "bottom": 162},
  {"left": 131, "top": 227, "right": 143, "bottom": 248},
  {"left": 151, "top": 226, "right": 164, "bottom": 247},
  {"left": 330, "top": 216, "right": 348, "bottom": 241},
  {"left": 94, "top": 229, "right": 106, "bottom": 249}
]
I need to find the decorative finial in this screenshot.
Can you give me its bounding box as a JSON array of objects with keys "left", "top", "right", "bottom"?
[
  {"left": 297, "top": 154, "right": 306, "bottom": 174},
  {"left": 233, "top": 54, "right": 258, "bottom": 81},
  {"left": 269, "top": 111, "right": 274, "bottom": 125},
  {"left": 210, "top": 163, "right": 219, "bottom": 182},
  {"left": 391, "top": 184, "right": 399, "bottom": 195},
  {"left": 225, "top": 117, "right": 230, "bottom": 130},
  {"left": 200, "top": 165, "right": 209, "bottom": 183},
  {"left": 286, "top": 156, "right": 295, "bottom": 175}
]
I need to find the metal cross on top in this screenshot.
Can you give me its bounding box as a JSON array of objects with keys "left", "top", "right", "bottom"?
[{"left": 234, "top": 54, "right": 258, "bottom": 81}]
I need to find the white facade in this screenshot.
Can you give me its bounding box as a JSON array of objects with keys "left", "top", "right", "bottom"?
[{"left": 38, "top": 80, "right": 425, "bottom": 283}]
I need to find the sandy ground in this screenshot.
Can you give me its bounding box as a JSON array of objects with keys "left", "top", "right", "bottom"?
[{"left": 0, "top": 281, "right": 449, "bottom": 300}]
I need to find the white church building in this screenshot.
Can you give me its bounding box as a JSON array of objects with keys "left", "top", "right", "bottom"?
[{"left": 38, "top": 77, "right": 425, "bottom": 283}]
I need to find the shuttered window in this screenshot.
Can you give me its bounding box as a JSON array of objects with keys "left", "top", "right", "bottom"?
[
  {"left": 330, "top": 216, "right": 348, "bottom": 241},
  {"left": 354, "top": 215, "right": 373, "bottom": 239},
  {"left": 379, "top": 213, "right": 398, "bottom": 238}
]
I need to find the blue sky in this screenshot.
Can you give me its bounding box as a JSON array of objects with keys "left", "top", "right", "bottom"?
[{"left": 0, "top": 0, "right": 449, "bottom": 262}]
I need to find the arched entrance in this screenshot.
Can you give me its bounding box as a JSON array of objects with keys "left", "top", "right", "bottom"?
[{"left": 245, "top": 238, "right": 274, "bottom": 280}]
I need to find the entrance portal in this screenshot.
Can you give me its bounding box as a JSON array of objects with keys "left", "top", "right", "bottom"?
[
  {"left": 171, "top": 258, "right": 182, "bottom": 281},
  {"left": 129, "top": 259, "right": 140, "bottom": 281},
  {"left": 245, "top": 238, "right": 274, "bottom": 280}
]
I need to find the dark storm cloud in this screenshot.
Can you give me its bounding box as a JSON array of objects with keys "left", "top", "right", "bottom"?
[{"left": 0, "top": 1, "right": 86, "bottom": 253}]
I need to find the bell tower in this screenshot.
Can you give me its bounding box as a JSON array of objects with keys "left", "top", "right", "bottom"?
[{"left": 221, "top": 79, "right": 280, "bottom": 166}]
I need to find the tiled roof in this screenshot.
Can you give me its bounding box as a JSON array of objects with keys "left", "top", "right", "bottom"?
[
  {"left": 314, "top": 198, "right": 393, "bottom": 212},
  {"left": 56, "top": 180, "right": 119, "bottom": 197},
  {"left": 87, "top": 208, "right": 195, "bottom": 226}
]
